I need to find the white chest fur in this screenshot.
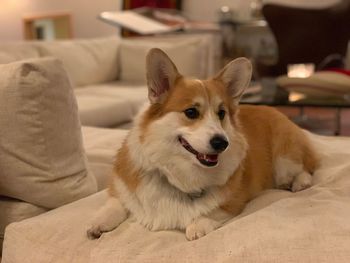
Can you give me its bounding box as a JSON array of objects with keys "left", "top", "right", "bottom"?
[
  {"left": 114, "top": 172, "right": 224, "bottom": 231},
  {"left": 112, "top": 108, "right": 247, "bottom": 231}
]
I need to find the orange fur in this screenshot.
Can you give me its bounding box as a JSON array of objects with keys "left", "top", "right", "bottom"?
[
  {"left": 111, "top": 75, "right": 319, "bottom": 216},
  {"left": 112, "top": 141, "right": 141, "bottom": 194},
  {"left": 219, "top": 105, "right": 319, "bottom": 214}
]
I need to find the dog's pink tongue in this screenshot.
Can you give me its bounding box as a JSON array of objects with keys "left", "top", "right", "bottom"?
[
  {"left": 206, "top": 154, "right": 218, "bottom": 162},
  {"left": 198, "top": 153, "right": 218, "bottom": 162}
]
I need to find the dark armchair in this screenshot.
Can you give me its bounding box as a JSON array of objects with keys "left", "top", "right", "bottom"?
[{"left": 257, "top": 0, "right": 350, "bottom": 77}]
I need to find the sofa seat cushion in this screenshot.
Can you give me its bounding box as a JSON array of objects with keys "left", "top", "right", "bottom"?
[
  {"left": 0, "top": 197, "right": 47, "bottom": 255},
  {"left": 36, "top": 36, "right": 120, "bottom": 87},
  {"left": 0, "top": 58, "right": 97, "bottom": 209},
  {"left": 74, "top": 81, "right": 148, "bottom": 116},
  {"left": 3, "top": 132, "right": 350, "bottom": 262},
  {"left": 82, "top": 127, "right": 128, "bottom": 190}
]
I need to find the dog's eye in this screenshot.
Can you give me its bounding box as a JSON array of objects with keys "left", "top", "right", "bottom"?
[
  {"left": 218, "top": 109, "right": 226, "bottom": 120},
  {"left": 184, "top": 108, "right": 199, "bottom": 119}
]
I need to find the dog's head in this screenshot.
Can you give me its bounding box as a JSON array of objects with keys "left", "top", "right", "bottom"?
[{"left": 136, "top": 48, "right": 251, "bottom": 192}]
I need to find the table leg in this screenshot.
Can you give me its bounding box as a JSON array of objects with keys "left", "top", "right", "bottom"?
[{"left": 335, "top": 108, "right": 341, "bottom": 136}]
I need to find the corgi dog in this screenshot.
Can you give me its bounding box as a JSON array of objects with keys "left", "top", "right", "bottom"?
[{"left": 87, "top": 48, "right": 319, "bottom": 241}]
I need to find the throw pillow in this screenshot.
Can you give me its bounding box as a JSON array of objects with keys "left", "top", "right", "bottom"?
[{"left": 0, "top": 57, "right": 97, "bottom": 209}]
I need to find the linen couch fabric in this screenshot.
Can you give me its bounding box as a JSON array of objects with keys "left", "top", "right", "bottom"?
[
  {"left": 0, "top": 43, "right": 40, "bottom": 64},
  {"left": 36, "top": 36, "right": 120, "bottom": 87},
  {"left": 119, "top": 38, "right": 204, "bottom": 82},
  {"left": 0, "top": 197, "right": 47, "bottom": 254},
  {"left": 135, "top": 34, "right": 222, "bottom": 78},
  {"left": 0, "top": 35, "right": 217, "bottom": 128},
  {"left": 76, "top": 95, "right": 134, "bottom": 127},
  {"left": 74, "top": 81, "right": 148, "bottom": 114},
  {"left": 3, "top": 132, "right": 350, "bottom": 262},
  {"left": 0, "top": 58, "right": 97, "bottom": 209}
]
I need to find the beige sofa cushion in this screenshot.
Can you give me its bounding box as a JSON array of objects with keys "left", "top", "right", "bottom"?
[
  {"left": 3, "top": 132, "right": 350, "bottom": 262},
  {"left": 0, "top": 197, "right": 47, "bottom": 255},
  {"left": 74, "top": 81, "right": 148, "bottom": 115},
  {"left": 36, "top": 36, "right": 120, "bottom": 87},
  {"left": 0, "top": 57, "right": 97, "bottom": 209},
  {"left": 119, "top": 38, "right": 204, "bottom": 83},
  {"left": 0, "top": 43, "right": 40, "bottom": 64},
  {"left": 76, "top": 95, "right": 134, "bottom": 127}
]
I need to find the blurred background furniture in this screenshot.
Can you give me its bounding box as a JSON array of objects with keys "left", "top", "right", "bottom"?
[
  {"left": 257, "top": 0, "right": 350, "bottom": 77},
  {"left": 121, "top": 0, "right": 182, "bottom": 36},
  {"left": 23, "top": 12, "right": 73, "bottom": 40},
  {"left": 241, "top": 78, "right": 350, "bottom": 135}
]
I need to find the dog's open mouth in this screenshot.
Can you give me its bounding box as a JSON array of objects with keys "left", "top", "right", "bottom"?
[{"left": 178, "top": 136, "right": 218, "bottom": 167}]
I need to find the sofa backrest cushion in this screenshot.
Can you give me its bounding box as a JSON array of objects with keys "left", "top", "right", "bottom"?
[
  {"left": 119, "top": 37, "right": 206, "bottom": 83},
  {"left": 0, "top": 43, "right": 40, "bottom": 64},
  {"left": 0, "top": 57, "right": 97, "bottom": 209},
  {"left": 36, "top": 36, "right": 120, "bottom": 87}
]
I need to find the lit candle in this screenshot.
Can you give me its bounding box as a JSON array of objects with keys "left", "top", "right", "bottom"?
[{"left": 287, "top": 63, "right": 315, "bottom": 78}]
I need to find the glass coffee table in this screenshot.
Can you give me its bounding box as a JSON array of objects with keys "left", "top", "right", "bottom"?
[{"left": 241, "top": 81, "right": 350, "bottom": 135}]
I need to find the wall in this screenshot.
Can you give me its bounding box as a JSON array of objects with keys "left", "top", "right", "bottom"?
[
  {"left": 0, "top": 0, "right": 122, "bottom": 41},
  {"left": 0, "top": 0, "right": 342, "bottom": 41}
]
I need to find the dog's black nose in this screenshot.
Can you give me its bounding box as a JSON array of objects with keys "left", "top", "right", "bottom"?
[{"left": 210, "top": 135, "right": 228, "bottom": 152}]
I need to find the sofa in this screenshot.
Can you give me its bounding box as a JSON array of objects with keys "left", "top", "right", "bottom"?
[
  {"left": 0, "top": 34, "right": 221, "bottom": 128},
  {"left": 0, "top": 34, "right": 221, "bottom": 255},
  {"left": 1, "top": 36, "right": 350, "bottom": 262}
]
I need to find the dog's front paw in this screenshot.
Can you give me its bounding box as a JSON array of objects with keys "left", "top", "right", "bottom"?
[
  {"left": 86, "top": 197, "right": 128, "bottom": 240},
  {"left": 185, "top": 217, "right": 219, "bottom": 241},
  {"left": 292, "top": 172, "right": 312, "bottom": 192},
  {"left": 87, "top": 225, "right": 104, "bottom": 240},
  {"left": 186, "top": 223, "right": 207, "bottom": 241}
]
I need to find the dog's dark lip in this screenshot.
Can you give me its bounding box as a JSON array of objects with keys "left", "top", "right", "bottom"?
[{"left": 178, "top": 136, "right": 218, "bottom": 167}]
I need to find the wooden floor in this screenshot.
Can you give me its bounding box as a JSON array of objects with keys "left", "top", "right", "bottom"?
[{"left": 276, "top": 107, "right": 350, "bottom": 137}]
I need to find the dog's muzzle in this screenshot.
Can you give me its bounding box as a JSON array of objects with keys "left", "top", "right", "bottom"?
[{"left": 178, "top": 136, "right": 220, "bottom": 167}]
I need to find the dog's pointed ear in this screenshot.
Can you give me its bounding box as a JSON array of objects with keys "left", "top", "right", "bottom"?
[
  {"left": 146, "top": 48, "right": 180, "bottom": 104},
  {"left": 214, "top": 57, "right": 252, "bottom": 103}
]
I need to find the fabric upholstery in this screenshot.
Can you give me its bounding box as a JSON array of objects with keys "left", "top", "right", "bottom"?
[
  {"left": 0, "top": 197, "right": 47, "bottom": 255},
  {"left": 134, "top": 34, "right": 222, "bottom": 78},
  {"left": 119, "top": 38, "right": 205, "bottom": 82},
  {"left": 3, "top": 132, "right": 350, "bottom": 262},
  {"left": 0, "top": 35, "right": 218, "bottom": 128},
  {"left": 0, "top": 58, "right": 97, "bottom": 209},
  {"left": 76, "top": 95, "right": 134, "bottom": 128},
  {"left": 0, "top": 43, "right": 40, "bottom": 64},
  {"left": 74, "top": 81, "right": 148, "bottom": 115},
  {"left": 36, "top": 36, "right": 120, "bottom": 87}
]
